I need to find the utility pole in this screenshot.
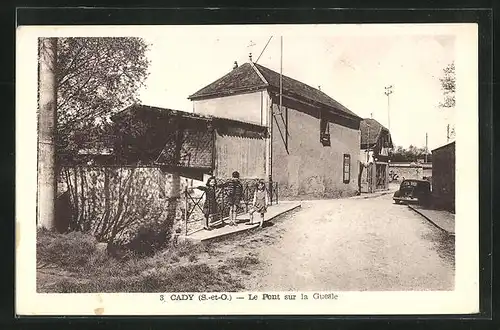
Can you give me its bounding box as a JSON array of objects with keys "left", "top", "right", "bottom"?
[
  {"left": 269, "top": 36, "right": 284, "bottom": 203},
  {"left": 384, "top": 85, "right": 393, "bottom": 132},
  {"left": 279, "top": 36, "right": 283, "bottom": 117},
  {"left": 447, "top": 124, "right": 450, "bottom": 143},
  {"left": 425, "top": 132, "right": 428, "bottom": 163},
  {"left": 37, "top": 37, "right": 58, "bottom": 229}
]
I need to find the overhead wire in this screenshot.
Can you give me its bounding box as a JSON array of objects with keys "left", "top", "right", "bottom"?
[{"left": 255, "top": 36, "right": 273, "bottom": 64}]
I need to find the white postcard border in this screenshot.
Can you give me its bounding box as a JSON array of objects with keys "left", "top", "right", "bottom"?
[{"left": 16, "top": 23, "right": 479, "bottom": 316}]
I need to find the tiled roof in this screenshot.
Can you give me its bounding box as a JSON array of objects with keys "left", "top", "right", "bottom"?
[
  {"left": 188, "top": 63, "right": 267, "bottom": 100},
  {"left": 188, "top": 62, "right": 361, "bottom": 120},
  {"left": 360, "top": 118, "right": 391, "bottom": 147}
]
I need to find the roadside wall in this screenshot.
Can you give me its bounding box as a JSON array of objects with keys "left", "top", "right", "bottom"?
[{"left": 389, "top": 165, "right": 423, "bottom": 181}]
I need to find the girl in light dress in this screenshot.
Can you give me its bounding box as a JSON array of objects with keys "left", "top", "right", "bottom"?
[{"left": 247, "top": 180, "right": 270, "bottom": 228}]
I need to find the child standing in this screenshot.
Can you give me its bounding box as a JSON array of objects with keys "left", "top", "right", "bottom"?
[
  {"left": 226, "top": 171, "right": 243, "bottom": 226},
  {"left": 195, "top": 176, "right": 219, "bottom": 231},
  {"left": 247, "top": 180, "right": 269, "bottom": 228}
]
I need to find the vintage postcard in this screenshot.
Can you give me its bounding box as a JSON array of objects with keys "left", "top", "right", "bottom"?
[{"left": 16, "top": 23, "right": 479, "bottom": 315}]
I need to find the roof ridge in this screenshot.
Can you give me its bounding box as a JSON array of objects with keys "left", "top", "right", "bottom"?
[
  {"left": 255, "top": 62, "right": 324, "bottom": 94},
  {"left": 363, "top": 118, "right": 389, "bottom": 131},
  {"left": 254, "top": 63, "right": 359, "bottom": 118},
  {"left": 249, "top": 62, "right": 269, "bottom": 86},
  {"left": 254, "top": 63, "right": 312, "bottom": 90}
]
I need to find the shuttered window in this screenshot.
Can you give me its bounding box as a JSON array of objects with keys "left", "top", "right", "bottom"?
[
  {"left": 320, "top": 117, "right": 331, "bottom": 146},
  {"left": 343, "top": 154, "right": 351, "bottom": 184}
]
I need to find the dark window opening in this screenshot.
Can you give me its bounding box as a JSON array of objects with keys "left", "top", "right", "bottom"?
[
  {"left": 320, "top": 115, "right": 330, "bottom": 146},
  {"left": 343, "top": 154, "right": 351, "bottom": 184}
]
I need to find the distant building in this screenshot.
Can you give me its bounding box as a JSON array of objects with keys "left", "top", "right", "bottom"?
[
  {"left": 431, "top": 141, "right": 455, "bottom": 212},
  {"left": 188, "top": 58, "right": 363, "bottom": 199},
  {"left": 359, "top": 118, "right": 393, "bottom": 192}
]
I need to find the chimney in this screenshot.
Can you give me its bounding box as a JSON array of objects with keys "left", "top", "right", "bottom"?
[
  {"left": 249, "top": 52, "right": 253, "bottom": 62},
  {"left": 233, "top": 61, "right": 238, "bottom": 70}
]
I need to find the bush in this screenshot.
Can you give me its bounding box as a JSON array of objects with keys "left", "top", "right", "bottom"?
[
  {"left": 37, "top": 229, "right": 98, "bottom": 269},
  {"left": 125, "top": 221, "right": 172, "bottom": 256}
]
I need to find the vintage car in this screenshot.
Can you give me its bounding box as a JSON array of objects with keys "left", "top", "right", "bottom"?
[{"left": 393, "top": 179, "right": 431, "bottom": 205}]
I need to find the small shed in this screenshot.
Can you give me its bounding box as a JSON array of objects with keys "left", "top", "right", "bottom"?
[
  {"left": 431, "top": 141, "right": 455, "bottom": 212},
  {"left": 111, "top": 104, "right": 268, "bottom": 181}
]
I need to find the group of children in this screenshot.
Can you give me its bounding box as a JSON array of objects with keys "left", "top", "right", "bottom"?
[{"left": 195, "top": 171, "right": 270, "bottom": 231}]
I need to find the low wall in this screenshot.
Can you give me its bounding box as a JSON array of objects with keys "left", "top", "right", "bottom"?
[
  {"left": 389, "top": 165, "right": 424, "bottom": 182},
  {"left": 56, "top": 166, "right": 191, "bottom": 243}
]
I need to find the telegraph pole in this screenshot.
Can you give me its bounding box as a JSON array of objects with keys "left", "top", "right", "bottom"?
[
  {"left": 279, "top": 36, "right": 283, "bottom": 117},
  {"left": 384, "top": 85, "right": 393, "bottom": 131},
  {"left": 425, "top": 132, "right": 428, "bottom": 163},
  {"left": 37, "top": 38, "right": 58, "bottom": 229}
]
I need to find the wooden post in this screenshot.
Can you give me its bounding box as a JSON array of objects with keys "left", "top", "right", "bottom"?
[
  {"left": 37, "top": 38, "right": 57, "bottom": 229},
  {"left": 184, "top": 187, "right": 188, "bottom": 236},
  {"left": 275, "top": 182, "right": 279, "bottom": 204}
]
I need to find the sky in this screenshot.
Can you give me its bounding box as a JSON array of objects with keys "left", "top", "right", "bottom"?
[{"left": 138, "top": 25, "right": 457, "bottom": 150}]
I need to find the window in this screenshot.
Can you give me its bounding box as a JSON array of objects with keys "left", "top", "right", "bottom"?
[
  {"left": 343, "top": 154, "right": 351, "bottom": 183},
  {"left": 320, "top": 116, "right": 330, "bottom": 146}
]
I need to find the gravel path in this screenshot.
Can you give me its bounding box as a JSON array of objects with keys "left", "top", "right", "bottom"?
[{"left": 245, "top": 194, "right": 454, "bottom": 291}]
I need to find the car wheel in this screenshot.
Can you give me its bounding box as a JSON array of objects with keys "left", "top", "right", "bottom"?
[{"left": 394, "top": 200, "right": 400, "bottom": 204}]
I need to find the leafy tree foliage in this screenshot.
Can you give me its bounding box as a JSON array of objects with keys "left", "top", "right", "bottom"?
[
  {"left": 54, "top": 37, "right": 150, "bottom": 158},
  {"left": 439, "top": 62, "right": 455, "bottom": 108},
  {"left": 390, "top": 145, "right": 431, "bottom": 163}
]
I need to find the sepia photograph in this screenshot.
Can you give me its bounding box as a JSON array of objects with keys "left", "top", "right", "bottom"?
[{"left": 16, "top": 23, "right": 479, "bottom": 315}]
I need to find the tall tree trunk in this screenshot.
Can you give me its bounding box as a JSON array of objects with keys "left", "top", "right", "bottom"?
[
  {"left": 166, "top": 127, "right": 182, "bottom": 234},
  {"left": 37, "top": 38, "right": 57, "bottom": 229}
]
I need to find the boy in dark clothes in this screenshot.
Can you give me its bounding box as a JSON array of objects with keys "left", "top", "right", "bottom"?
[{"left": 226, "top": 171, "right": 243, "bottom": 226}]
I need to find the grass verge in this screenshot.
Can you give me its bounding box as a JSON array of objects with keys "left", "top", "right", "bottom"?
[{"left": 37, "top": 229, "right": 250, "bottom": 293}]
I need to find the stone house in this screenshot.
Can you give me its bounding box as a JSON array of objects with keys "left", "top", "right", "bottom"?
[{"left": 188, "top": 58, "right": 363, "bottom": 199}]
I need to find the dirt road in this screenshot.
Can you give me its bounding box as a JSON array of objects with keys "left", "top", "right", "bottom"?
[{"left": 218, "top": 193, "right": 454, "bottom": 291}]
